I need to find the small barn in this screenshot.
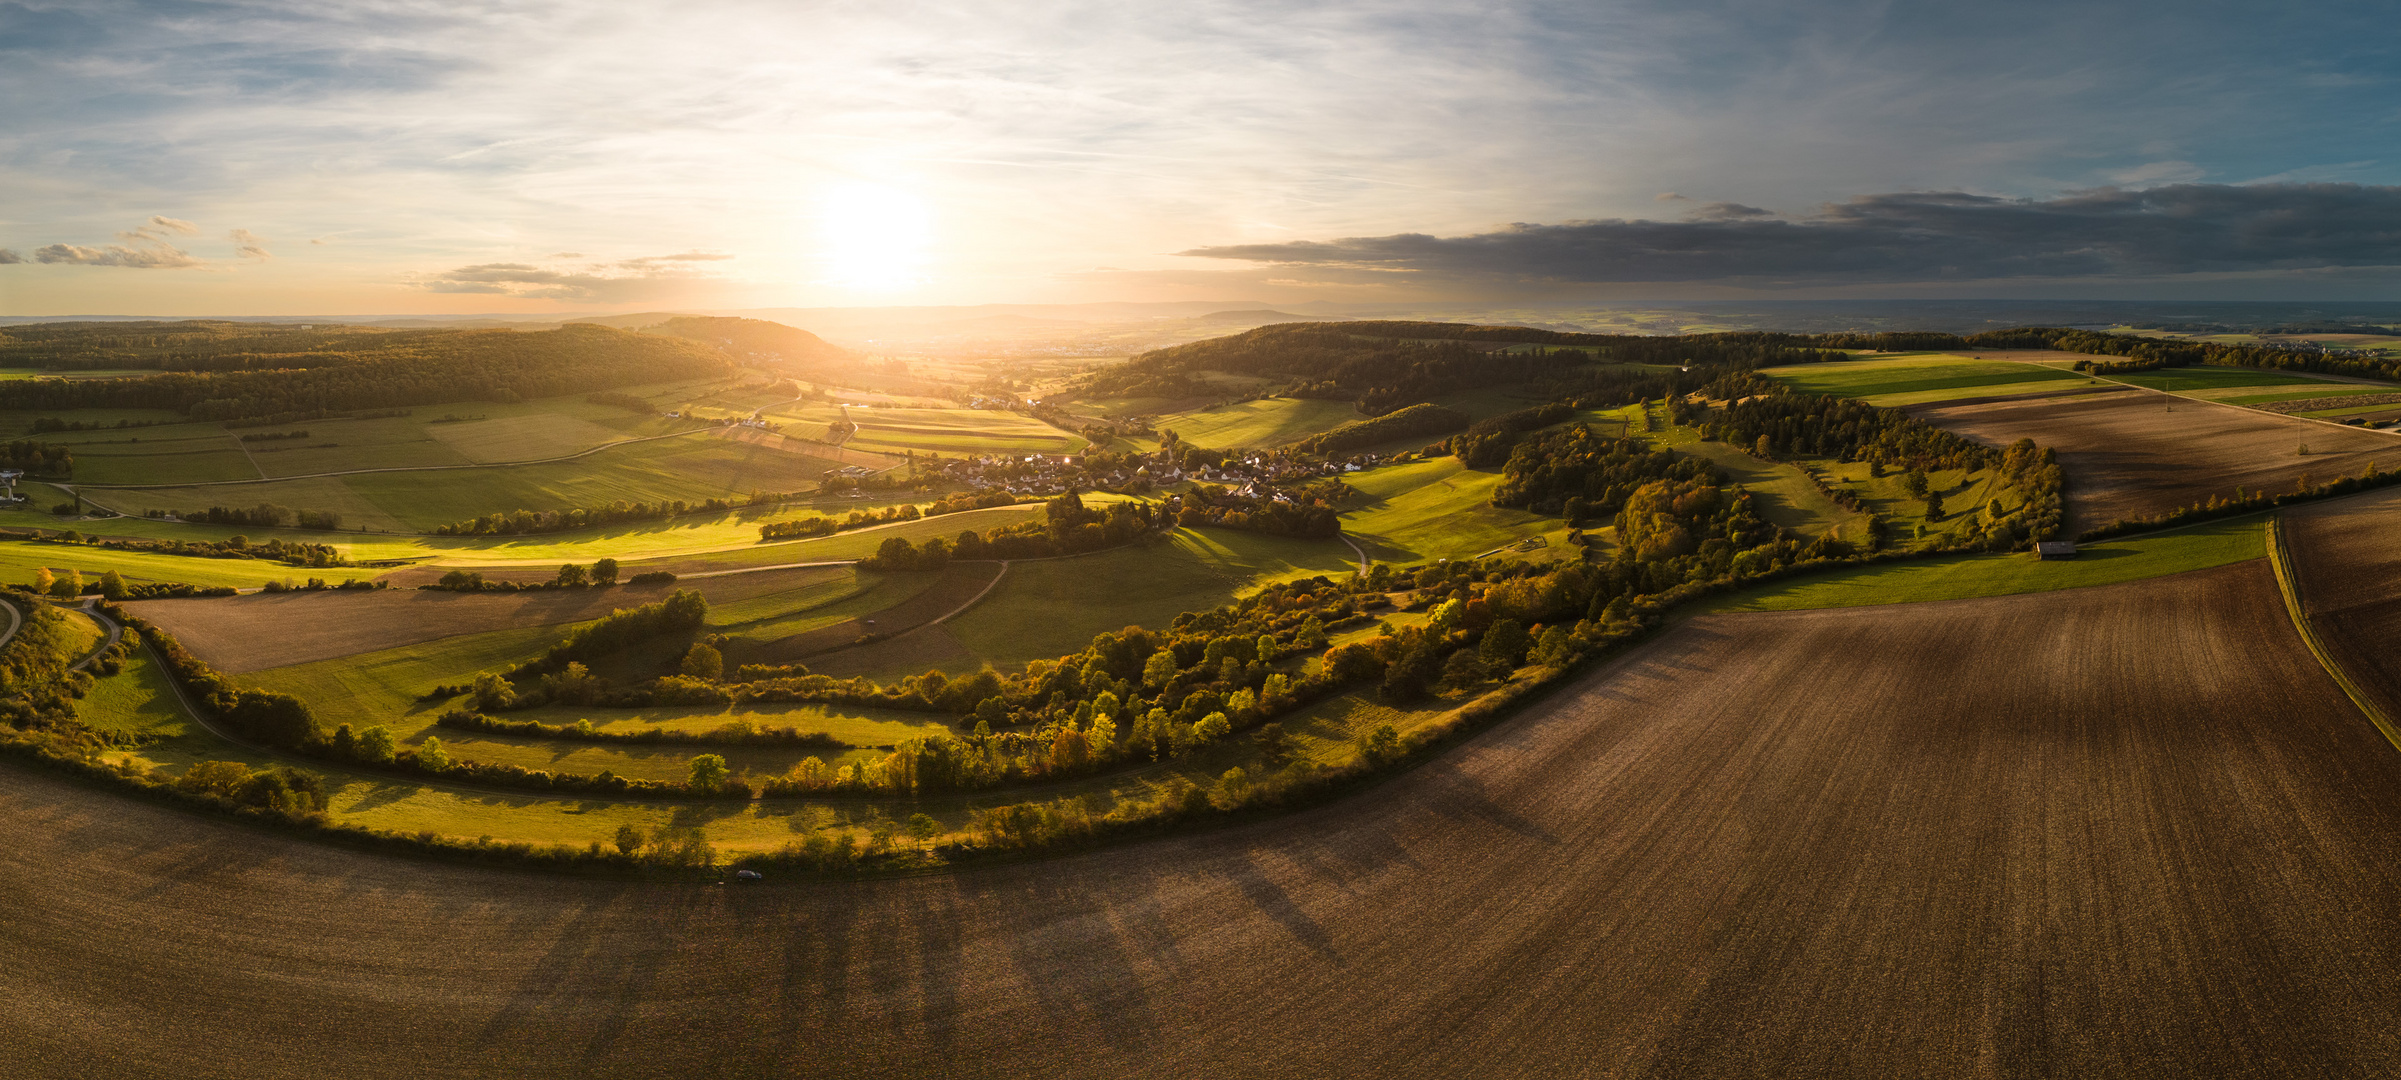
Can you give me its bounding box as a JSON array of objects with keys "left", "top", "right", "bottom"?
[{"left": 2036, "top": 541, "right": 2079, "bottom": 560}]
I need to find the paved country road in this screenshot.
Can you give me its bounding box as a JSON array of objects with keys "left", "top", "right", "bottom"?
[{"left": 5, "top": 560, "right": 2400, "bottom": 1079}]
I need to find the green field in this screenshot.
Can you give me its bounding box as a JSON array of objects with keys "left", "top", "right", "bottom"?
[
  {"left": 761, "top": 403, "right": 1082, "bottom": 456},
  {"left": 240, "top": 622, "right": 575, "bottom": 732},
  {"left": 1694, "top": 513, "right": 2267, "bottom": 613},
  {"left": 84, "top": 432, "right": 846, "bottom": 533},
  {"left": 0, "top": 539, "right": 356, "bottom": 589},
  {"left": 936, "top": 528, "right": 1359, "bottom": 670},
  {"left": 1151, "top": 398, "right": 1367, "bottom": 448},
  {"left": 1760, "top": 356, "right": 2085, "bottom": 401},
  {"left": 1668, "top": 438, "right": 1868, "bottom": 538},
  {"left": 1341, "top": 456, "right": 1568, "bottom": 563}
]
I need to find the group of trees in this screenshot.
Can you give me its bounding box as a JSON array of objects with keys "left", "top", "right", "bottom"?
[
  {"left": 1083, "top": 323, "right": 1595, "bottom": 415},
  {"left": 10, "top": 527, "right": 349, "bottom": 569},
  {"left": 187, "top": 503, "right": 344, "bottom": 531},
  {"left": 1490, "top": 424, "right": 1719, "bottom": 520},
  {"left": 1447, "top": 402, "right": 1576, "bottom": 467},
  {"left": 862, "top": 492, "right": 1164, "bottom": 568},
  {"left": 0, "top": 440, "right": 71, "bottom": 478},
  {"left": 0, "top": 323, "right": 734, "bottom": 422},
  {"left": 1172, "top": 480, "right": 1345, "bottom": 539},
  {"left": 434, "top": 490, "right": 802, "bottom": 537}
]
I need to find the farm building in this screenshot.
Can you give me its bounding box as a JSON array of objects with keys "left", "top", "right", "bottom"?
[{"left": 2036, "top": 541, "right": 2079, "bottom": 560}]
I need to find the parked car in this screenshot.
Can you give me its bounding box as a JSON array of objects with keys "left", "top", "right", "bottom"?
[{"left": 733, "top": 869, "right": 763, "bottom": 882}]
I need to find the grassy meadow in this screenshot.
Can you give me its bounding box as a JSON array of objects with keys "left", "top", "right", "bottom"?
[
  {"left": 1694, "top": 513, "right": 2268, "bottom": 613},
  {"left": 1762, "top": 354, "right": 2087, "bottom": 404}
]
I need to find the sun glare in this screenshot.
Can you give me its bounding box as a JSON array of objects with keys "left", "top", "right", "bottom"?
[{"left": 817, "top": 182, "right": 932, "bottom": 291}]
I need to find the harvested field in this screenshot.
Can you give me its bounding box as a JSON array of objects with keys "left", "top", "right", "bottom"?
[
  {"left": 126, "top": 565, "right": 852, "bottom": 673},
  {"left": 1915, "top": 390, "right": 2399, "bottom": 532},
  {"left": 11, "top": 560, "right": 2401, "bottom": 1078},
  {"left": 2279, "top": 486, "right": 2401, "bottom": 726}
]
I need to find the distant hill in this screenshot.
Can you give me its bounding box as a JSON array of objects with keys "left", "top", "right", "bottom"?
[
  {"left": 1188, "top": 309, "right": 1337, "bottom": 325},
  {"left": 642, "top": 316, "right": 850, "bottom": 369}
]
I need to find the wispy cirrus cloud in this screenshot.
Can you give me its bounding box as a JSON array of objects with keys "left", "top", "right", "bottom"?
[{"left": 1178, "top": 183, "right": 2401, "bottom": 287}]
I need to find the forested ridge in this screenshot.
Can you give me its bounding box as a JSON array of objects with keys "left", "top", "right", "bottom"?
[
  {"left": 1081, "top": 322, "right": 1851, "bottom": 414},
  {"left": 0, "top": 323, "right": 732, "bottom": 420}
]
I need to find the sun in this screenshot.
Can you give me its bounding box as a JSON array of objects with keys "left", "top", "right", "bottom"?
[{"left": 817, "top": 182, "right": 932, "bottom": 291}]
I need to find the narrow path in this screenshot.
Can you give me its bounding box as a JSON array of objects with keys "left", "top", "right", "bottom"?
[
  {"left": 1341, "top": 532, "right": 1371, "bottom": 574},
  {"left": 66, "top": 598, "right": 122, "bottom": 673},
  {"left": 0, "top": 594, "right": 20, "bottom": 651}
]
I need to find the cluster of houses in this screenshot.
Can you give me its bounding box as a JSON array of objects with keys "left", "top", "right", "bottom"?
[{"left": 927, "top": 445, "right": 1385, "bottom": 501}]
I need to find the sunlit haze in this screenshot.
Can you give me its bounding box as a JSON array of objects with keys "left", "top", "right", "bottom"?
[{"left": 5, "top": 0, "right": 2401, "bottom": 314}]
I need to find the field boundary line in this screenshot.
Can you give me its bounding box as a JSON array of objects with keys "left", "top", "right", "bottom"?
[
  {"left": 2079, "top": 368, "right": 2401, "bottom": 440},
  {"left": 2265, "top": 514, "right": 2401, "bottom": 754}
]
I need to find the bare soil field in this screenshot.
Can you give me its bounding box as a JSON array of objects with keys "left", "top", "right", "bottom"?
[
  {"left": 725, "top": 560, "right": 1003, "bottom": 666},
  {"left": 2279, "top": 487, "right": 2401, "bottom": 724},
  {"left": 126, "top": 565, "right": 850, "bottom": 673},
  {"left": 11, "top": 560, "right": 2401, "bottom": 1078},
  {"left": 1915, "top": 390, "right": 2398, "bottom": 531}
]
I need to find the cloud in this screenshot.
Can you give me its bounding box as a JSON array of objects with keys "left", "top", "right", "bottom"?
[
  {"left": 1177, "top": 183, "right": 2401, "bottom": 286},
  {"left": 230, "top": 228, "right": 270, "bottom": 260},
  {"left": 616, "top": 252, "right": 733, "bottom": 268},
  {"left": 0, "top": 250, "right": 21, "bottom": 264},
  {"left": 2108, "top": 160, "right": 2206, "bottom": 185},
  {"left": 550, "top": 251, "right": 583, "bottom": 259},
  {"left": 417, "top": 253, "right": 735, "bottom": 302},
  {"left": 26, "top": 215, "right": 209, "bottom": 269}
]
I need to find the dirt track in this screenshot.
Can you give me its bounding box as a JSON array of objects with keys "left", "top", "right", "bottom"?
[
  {"left": 10, "top": 559, "right": 2401, "bottom": 1078},
  {"left": 2280, "top": 487, "right": 2401, "bottom": 723},
  {"left": 1915, "top": 391, "right": 2396, "bottom": 532},
  {"left": 126, "top": 565, "right": 851, "bottom": 673}
]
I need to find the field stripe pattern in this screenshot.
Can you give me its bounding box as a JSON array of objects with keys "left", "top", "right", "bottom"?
[{"left": 4, "top": 560, "right": 2401, "bottom": 1077}]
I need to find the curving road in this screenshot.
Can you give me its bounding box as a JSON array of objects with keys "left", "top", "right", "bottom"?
[{"left": 6, "top": 559, "right": 2401, "bottom": 1078}]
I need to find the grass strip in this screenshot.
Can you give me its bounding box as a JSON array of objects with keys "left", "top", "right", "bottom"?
[{"left": 2265, "top": 515, "right": 2401, "bottom": 755}]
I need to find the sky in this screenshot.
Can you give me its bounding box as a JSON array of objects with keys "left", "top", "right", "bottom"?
[{"left": 3, "top": 0, "right": 2400, "bottom": 316}]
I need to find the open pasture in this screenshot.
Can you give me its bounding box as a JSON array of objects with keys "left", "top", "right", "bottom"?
[
  {"left": 1916, "top": 390, "right": 2399, "bottom": 532},
  {"left": 1698, "top": 512, "right": 2266, "bottom": 613},
  {"left": 722, "top": 561, "right": 999, "bottom": 666},
  {"left": 1761, "top": 354, "right": 2086, "bottom": 404},
  {"left": 2279, "top": 486, "right": 2401, "bottom": 728},
  {"left": 92, "top": 433, "right": 848, "bottom": 534},
  {"left": 764, "top": 403, "right": 1082, "bottom": 456},
  {"left": 1152, "top": 397, "right": 1367, "bottom": 448},
  {"left": 0, "top": 539, "right": 347, "bottom": 590},
  {"left": 14, "top": 559, "right": 2401, "bottom": 1077},
  {"left": 809, "top": 528, "right": 1356, "bottom": 679},
  {"left": 128, "top": 563, "right": 859, "bottom": 674},
  {"left": 1340, "top": 456, "right": 1567, "bottom": 562}
]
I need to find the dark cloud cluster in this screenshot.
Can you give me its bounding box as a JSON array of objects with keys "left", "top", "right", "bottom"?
[{"left": 1180, "top": 184, "right": 2401, "bottom": 285}]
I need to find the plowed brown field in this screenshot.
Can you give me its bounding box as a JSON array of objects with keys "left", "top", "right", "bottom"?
[
  {"left": 2280, "top": 487, "right": 2401, "bottom": 724},
  {"left": 1915, "top": 390, "right": 2397, "bottom": 531},
  {"left": 10, "top": 559, "right": 2401, "bottom": 1078},
  {"left": 126, "top": 565, "right": 852, "bottom": 673}
]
